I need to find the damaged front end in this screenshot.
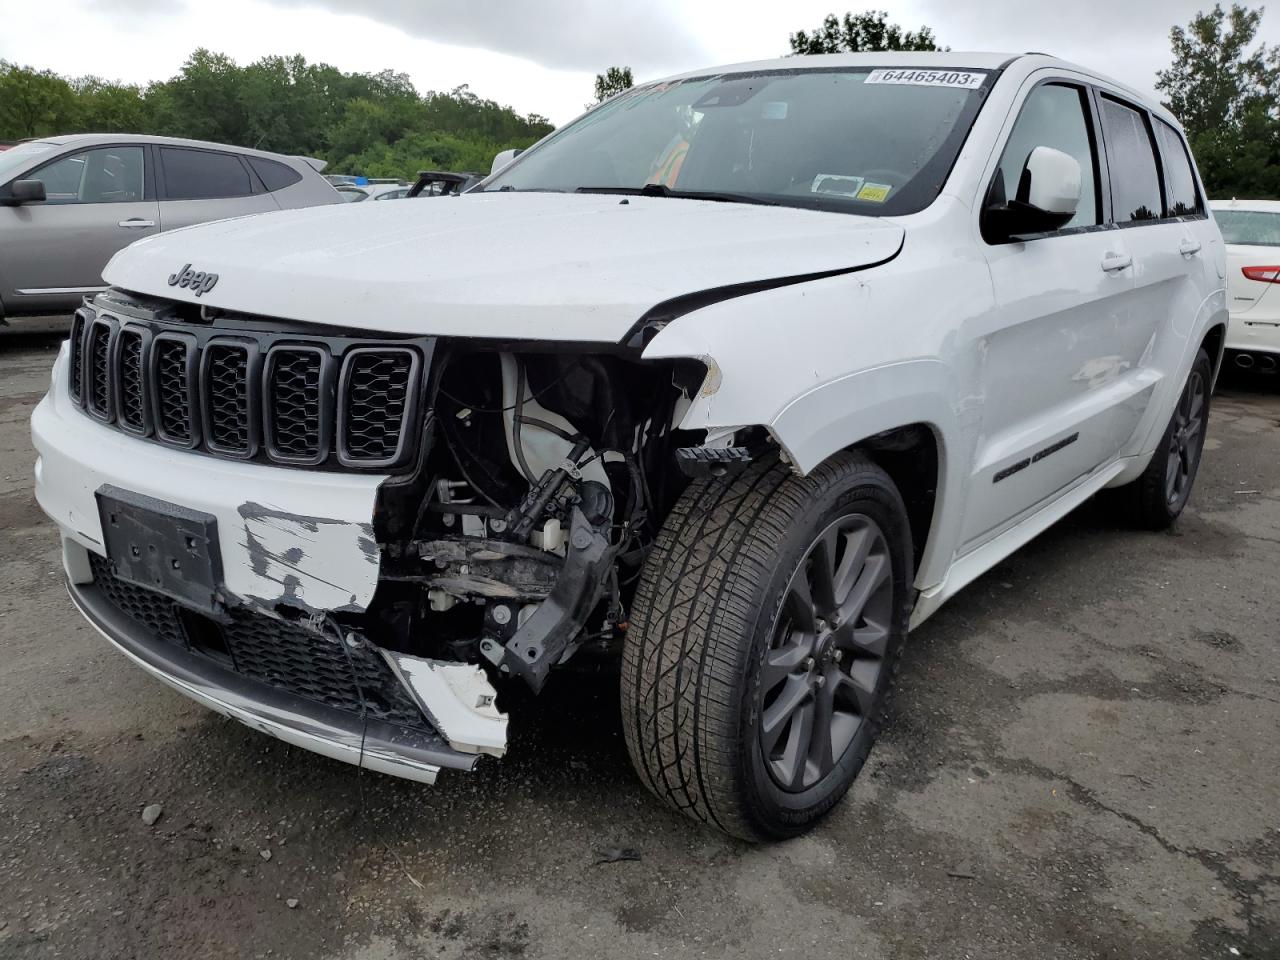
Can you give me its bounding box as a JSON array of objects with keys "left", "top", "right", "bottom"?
[
  {"left": 359, "top": 345, "right": 711, "bottom": 755},
  {"left": 35, "top": 291, "right": 715, "bottom": 779}
]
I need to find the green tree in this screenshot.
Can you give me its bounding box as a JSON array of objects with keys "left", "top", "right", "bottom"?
[
  {"left": 593, "top": 66, "right": 634, "bottom": 104},
  {"left": 1157, "top": 3, "right": 1280, "bottom": 197},
  {"left": 0, "top": 49, "right": 554, "bottom": 181},
  {"left": 789, "top": 11, "right": 942, "bottom": 54},
  {"left": 0, "top": 62, "right": 78, "bottom": 138},
  {"left": 69, "top": 77, "right": 148, "bottom": 133},
  {"left": 1156, "top": 3, "right": 1273, "bottom": 140}
]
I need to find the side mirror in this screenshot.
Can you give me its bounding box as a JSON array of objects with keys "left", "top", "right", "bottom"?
[
  {"left": 982, "top": 146, "right": 1081, "bottom": 242},
  {"left": 5, "top": 179, "right": 47, "bottom": 206},
  {"left": 490, "top": 148, "right": 522, "bottom": 176}
]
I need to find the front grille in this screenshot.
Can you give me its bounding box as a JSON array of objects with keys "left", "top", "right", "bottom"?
[
  {"left": 116, "top": 329, "right": 147, "bottom": 433},
  {"left": 88, "top": 554, "right": 427, "bottom": 729},
  {"left": 66, "top": 305, "right": 425, "bottom": 472},
  {"left": 154, "top": 337, "right": 194, "bottom": 444},
  {"left": 203, "top": 342, "right": 253, "bottom": 455},
  {"left": 69, "top": 311, "right": 88, "bottom": 403},
  {"left": 266, "top": 347, "right": 326, "bottom": 463},
  {"left": 86, "top": 321, "right": 114, "bottom": 420},
  {"left": 339, "top": 348, "right": 418, "bottom": 466}
]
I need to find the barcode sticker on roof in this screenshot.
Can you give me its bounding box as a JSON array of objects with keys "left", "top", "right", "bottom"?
[{"left": 864, "top": 69, "right": 984, "bottom": 89}]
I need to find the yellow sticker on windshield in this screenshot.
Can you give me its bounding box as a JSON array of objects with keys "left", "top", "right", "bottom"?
[{"left": 857, "top": 182, "right": 892, "bottom": 203}]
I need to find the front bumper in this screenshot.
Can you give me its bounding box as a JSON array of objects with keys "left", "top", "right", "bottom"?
[
  {"left": 32, "top": 344, "right": 385, "bottom": 616},
  {"left": 34, "top": 343, "right": 508, "bottom": 777},
  {"left": 68, "top": 573, "right": 475, "bottom": 783}
]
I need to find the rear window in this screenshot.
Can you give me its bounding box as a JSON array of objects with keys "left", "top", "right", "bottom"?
[
  {"left": 1215, "top": 209, "right": 1280, "bottom": 246},
  {"left": 248, "top": 156, "right": 302, "bottom": 192},
  {"left": 1100, "top": 96, "right": 1163, "bottom": 224},
  {"left": 1154, "top": 119, "right": 1201, "bottom": 216},
  {"left": 160, "top": 148, "right": 253, "bottom": 200}
]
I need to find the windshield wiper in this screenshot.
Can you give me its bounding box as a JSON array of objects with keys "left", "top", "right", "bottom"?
[{"left": 575, "top": 184, "right": 778, "bottom": 206}]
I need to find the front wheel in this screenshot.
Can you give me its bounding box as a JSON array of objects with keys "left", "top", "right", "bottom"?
[
  {"left": 620, "top": 452, "right": 912, "bottom": 841},
  {"left": 1115, "top": 348, "right": 1212, "bottom": 529}
]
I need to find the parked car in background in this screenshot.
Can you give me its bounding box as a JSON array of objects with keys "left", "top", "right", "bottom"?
[
  {"left": 336, "top": 182, "right": 412, "bottom": 202},
  {"left": 1211, "top": 198, "right": 1280, "bottom": 373},
  {"left": 0, "top": 134, "right": 341, "bottom": 320},
  {"left": 406, "top": 169, "right": 484, "bottom": 197}
]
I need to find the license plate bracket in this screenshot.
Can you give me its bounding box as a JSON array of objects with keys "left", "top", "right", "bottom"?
[{"left": 96, "top": 485, "right": 223, "bottom": 615}]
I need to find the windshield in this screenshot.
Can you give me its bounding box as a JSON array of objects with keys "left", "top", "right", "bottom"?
[
  {"left": 0, "top": 140, "right": 59, "bottom": 185},
  {"left": 1215, "top": 209, "right": 1280, "bottom": 247},
  {"left": 484, "top": 67, "right": 992, "bottom": 215}
]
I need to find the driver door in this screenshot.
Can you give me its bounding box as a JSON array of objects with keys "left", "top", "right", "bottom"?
[
  {"left": 0, "top": 144, "right": 159, "bottom": 313},
  {"left": 962, "top": 79, "right": 1142, "bottom": 550}
]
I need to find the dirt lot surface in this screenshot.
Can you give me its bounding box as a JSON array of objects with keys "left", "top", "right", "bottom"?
[{"left": 1, "top": 319, "right": 1278, "bottom": 959}]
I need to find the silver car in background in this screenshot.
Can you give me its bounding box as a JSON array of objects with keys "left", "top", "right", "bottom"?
[{"left": 0, "top": 134, "right": 342, "bottom": 319}]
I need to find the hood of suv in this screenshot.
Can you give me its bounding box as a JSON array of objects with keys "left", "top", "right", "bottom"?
[{"left": 103, "top": 192, "right": 904, "bottom": 343}]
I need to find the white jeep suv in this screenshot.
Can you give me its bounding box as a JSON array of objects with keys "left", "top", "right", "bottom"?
[{"left": 31, "top": 53, "right": 1225, "bottom": 841}]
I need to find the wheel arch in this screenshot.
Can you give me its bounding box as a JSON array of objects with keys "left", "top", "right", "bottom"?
[
  {"left": 1201, "top": 321, "right": 1227, "bottom": 387},
  {"left": 767, "top": 361, "right": 967, "bottom": 591}
]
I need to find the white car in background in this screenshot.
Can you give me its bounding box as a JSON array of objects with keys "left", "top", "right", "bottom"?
[{"left": 1211, "top": 198, "right": 1280, "bottom": 372}]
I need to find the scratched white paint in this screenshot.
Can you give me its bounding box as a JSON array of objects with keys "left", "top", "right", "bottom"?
[{"left": 238, "top": 504, "right": 380, "bottom": 613}]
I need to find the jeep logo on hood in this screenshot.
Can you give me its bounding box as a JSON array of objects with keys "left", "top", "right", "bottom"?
[{"left": 167, "top": 263, "right": 219, "bottom": 297}]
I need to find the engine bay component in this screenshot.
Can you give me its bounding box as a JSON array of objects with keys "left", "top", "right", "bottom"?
[
  {"left": 357, "top": 346, "right": 707, "bottom": 700},
  {"left": 486, "top": 505, "right": 615, "bottom": 692}
]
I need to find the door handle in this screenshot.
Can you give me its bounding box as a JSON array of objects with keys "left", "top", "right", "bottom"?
[
  {"left": 1100, "top": 252, "right": 1132, "bottom": 273},
  {"left": 1179, "top": 238, "right": 1202, "bottom": 257},
  {"left": 118, "top": 218, "right": 155, "bottom": 228}
]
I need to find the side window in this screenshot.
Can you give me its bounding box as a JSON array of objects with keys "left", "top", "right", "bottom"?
[
  {"left": 248, "top": 156, "right": 302, "bottom": 192},
  {"left": 30, "top": 146, "right": 145, "bottom": 204},
  {"left": 1154, "top": 119, "right": 1201, "bottom": 217},
  {"left": 993, "top": 83, "right": 1099, "bottom": 230},
  {"left": 1099, "top": 96, "right": 1163, "bottom": 223},
  {"left": 160, "top": 148, "right": 253, "bottom": 200}
]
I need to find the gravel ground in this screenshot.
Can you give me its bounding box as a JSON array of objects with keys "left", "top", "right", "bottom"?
[{"left": 1, "top": 320, "right": 1278, "bottom": 959}]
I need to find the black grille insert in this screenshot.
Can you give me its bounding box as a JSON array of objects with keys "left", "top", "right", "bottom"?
[
  {"left": 202, "top": 342, "right": 254, "bottom": 456},
  {"left": 153, "top": 335, "right": 196, "bottom": 446},
  {"left": 338, "top": 348, "right": 419, "bottom": 466},
  {"left": 265, "top": 346, "right": 328, "bottom": 464},
  {"left": 115, "top": 328, "right": 148, "bottom": 434},
  {"left": 87, "top": 554, "right": 426, "bottom": 728},
  {"left": 86, "top": 320, "right": 115, "bottom": 421},
  {"left": 69, "top": 311, "right": 88, "bottom": 403},
  {"left": 88, "top": 553, "right": 185, "bottom": 647}
]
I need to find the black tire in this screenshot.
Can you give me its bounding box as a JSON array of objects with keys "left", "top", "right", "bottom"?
[
  {"left": 1113, "top": 348, "right": 1212, "bottom": 529},
  {"left": 620, "top": 451, "right": 913, "bottom": 841}
]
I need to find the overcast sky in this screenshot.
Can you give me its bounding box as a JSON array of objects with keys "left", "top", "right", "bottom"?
[{"left": 4, "top": 0, "right": 1280, "bottom": 125}]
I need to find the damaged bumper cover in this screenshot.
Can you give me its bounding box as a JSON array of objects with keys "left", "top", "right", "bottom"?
[
  {"left": 68, "top": 574, "right": 478, "bottom": 783},
  {"left": 33, "top": 345, "right": 509, "bottom": 777},
  {"left": 32, "top": 346, "right": 383, "bottom": 616}
]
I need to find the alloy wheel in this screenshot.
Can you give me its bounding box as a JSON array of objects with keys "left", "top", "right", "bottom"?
[
  {"left": 758, "top": 514, "right": 894, "bottom": 792},
  {"left": 1165, "top": 367, "right": 1206, "bottom": 507}
]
